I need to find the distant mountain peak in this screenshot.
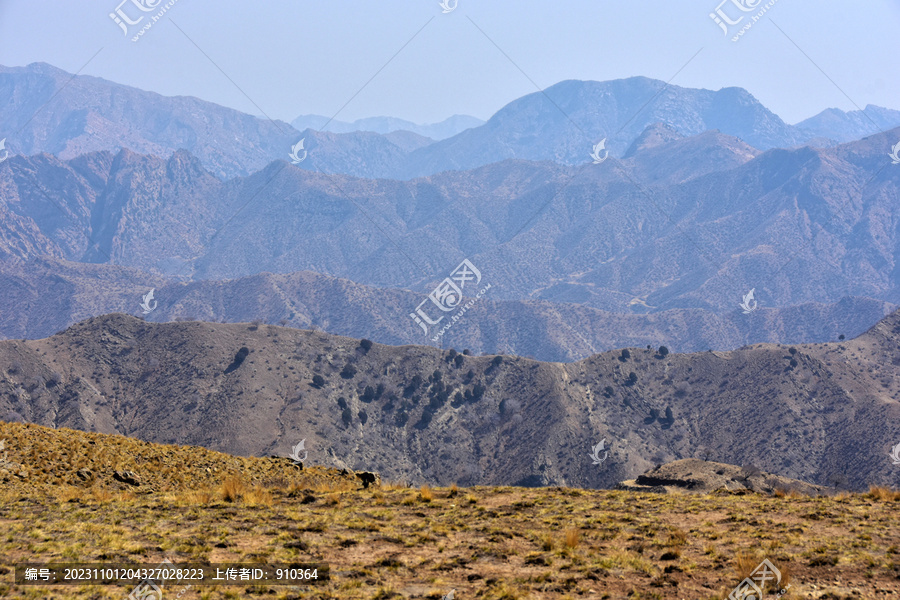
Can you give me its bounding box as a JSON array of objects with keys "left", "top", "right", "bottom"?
[{"left": 623, "top": 122, "right": 685, "bottom": 158}]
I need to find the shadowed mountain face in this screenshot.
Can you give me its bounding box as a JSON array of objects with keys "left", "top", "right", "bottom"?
[
  {"left": 0, "top": 256, "right": 892, "bottom": 360},
  {"left": 2, "top": 127, "right": 899, "bottom": 317},
  {"left": 2, "top": 312, "right": 899, "bottom": 490},
  {"left": 3, "top": 63, "right": 894, "bottom": 181}
]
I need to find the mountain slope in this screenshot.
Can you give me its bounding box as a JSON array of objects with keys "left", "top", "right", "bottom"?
[
  {"left": 797, "top": 105, "right": 900, "bottom": 143},
  {"left": 401, "top": 77, "right": 810, "bottom": 177},
  {"left": 2, "top": 312, "right": 899, "bottom": 490},
  {"left": 0, "top": 256, "right": 892, "bottom": 360},
  {"left": 3, "top": 126, "right": 900, "bottom": 315}
]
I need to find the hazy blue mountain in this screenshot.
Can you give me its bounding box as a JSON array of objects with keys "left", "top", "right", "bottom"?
[
  {"left": 6, "top": 63, "right": 898, "bottom": 182},
  {"left": 796, "top": 105, "right": 900, "bottom": 143},
  {"left": 400, "top": 77, "right": 812, "bottom": 177},
  {"left": 2, "top": 126, "right": 900, "bottom": 318},
  {"left": 290, "top": 113, "right": 484, "bottom": 140}
]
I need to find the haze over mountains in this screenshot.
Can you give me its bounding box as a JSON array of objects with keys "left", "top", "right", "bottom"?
[
  {"left": 4, "top": 63, "right": 900, "bottom": 181},
  {"left": 2, "top": 311, "right": 899, "bottom": 490},
  {"left": 290, "top": 113, "right": 484, "bottom": 141},
  {"left": 2, "top": 61, "right": 900, "bottom": 364},
  {"left": 2, "top": 126, "right": 899, "bottom": 317}
]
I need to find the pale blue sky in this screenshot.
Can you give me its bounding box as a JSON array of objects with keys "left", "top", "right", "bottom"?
[{"left": 1, "top": 1, "right": 898, "bottom": 126}]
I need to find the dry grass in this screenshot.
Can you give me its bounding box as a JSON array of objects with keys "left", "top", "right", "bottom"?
[
  {"left": 1, "top": 421, "right": 899, "bottom": 599},
  {"left": 563, "top": 527, "right": 580, "bottom": 549},
  {"left": 419, "top": 485, "right": 433, "bottom": 502},
  {"left": 867, "top": 486, "right": 900, "bottom": 502}
]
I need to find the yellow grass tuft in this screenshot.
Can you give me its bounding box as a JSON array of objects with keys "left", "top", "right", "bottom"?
[
  {"left": 243, "top": 486, "right": 274, "bottom": 506},
  {"left": 419, "top": 485, "right": 433, "bottom": 502},
  {"left": 665, "top": 527, "right": 688, "bottom": 547},
  {"left": 183, "top": 488, "right": 215, "bottom": 504},
  {"left": 563, "top": 527, "right": 580, "bottom": 549},
  {"left": 221, "top": 476, "right": 246, "bottom": 502},
  {"left": 867, "top": 485, "right": 900, "bottom": 502}
]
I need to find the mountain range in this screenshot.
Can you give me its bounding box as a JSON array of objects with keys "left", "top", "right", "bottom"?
[
  {"left": 0, "top": 256, "right": 891, "bottom": 361},
  {"left": 2, "top": 311, "right": 899, "bottom": 491},
  {"left": 4, "top": 63, "right": 900, "bottom": 181},
  {"left": 2, "top": 126, "right": 899, "bottom": 318}
]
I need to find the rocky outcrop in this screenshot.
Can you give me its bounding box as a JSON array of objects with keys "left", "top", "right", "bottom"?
[{"left": 617, "top": 459, "right": 833, "bottom": 496}]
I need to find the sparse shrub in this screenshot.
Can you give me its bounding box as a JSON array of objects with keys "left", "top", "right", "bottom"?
[
  {"left": 463, "top": 349, "right": 471, "bottom": 355},
  {"left": 337, "top": 397, "right": 348, "bottom": 410},
  {"left": 341, "top": 408, "right": 352, "bottom": 426},
  {"left": 312, "top": 374, "right": 325, "bottom": 388},
  {"left": 415, "top": 409, "right": 434, "bottom": 429},
  {"left": 603, "top": 386, "right": 614, "bottom": 397},
  {"left": 839, "top": 334, "right": 845, "bottom": 341},
  {"left": 248, "top": 320, "right": 262, "bottom": 331},
  {"left": 224, "top": 347, "right": 250, "bottom": 374},
  {"left": 563, "top": 528, "right": 580, "bottom": 549},
  {"left": 674, "top": 382, "right": 691, "bottom": 397},
  {"left": 358, "top": 410, "right": 368, "bottom": 425},
  {"left": 454, "top": 354, "right": 464, "bottom": 368},
  {"left": 620, "top": 349, "right": 631, "bottom": 361},
  {"left": 627, "top": 372, "right": 638, "bottom": 385},
  {"left": 448, "top": 483, "right": 458, "bottom": 497},
  {"left": 658, "top": 346, "right": 669, "bottom": 357},
  {"left": 359, "top": 339, "right": 373, "bottom": 352},
  {"left": 789, "top": 347, "right": 797, "bottom": 355},
  {"left": 361, "top": 385, "right": 376, "bottom": 403},
  {"left": 491, "top": 355, "right": 503, "bottom": 367},
  {"left": 340, "top": 363, "right": 357, "bottom": 379},
  {"left": 740, "top": 464, "right": 762, "bottom": 480}
]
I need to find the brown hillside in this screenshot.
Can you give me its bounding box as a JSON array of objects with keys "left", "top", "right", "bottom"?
[{"left": 0, "top": 312, "right": 899, "bottom": 491}]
